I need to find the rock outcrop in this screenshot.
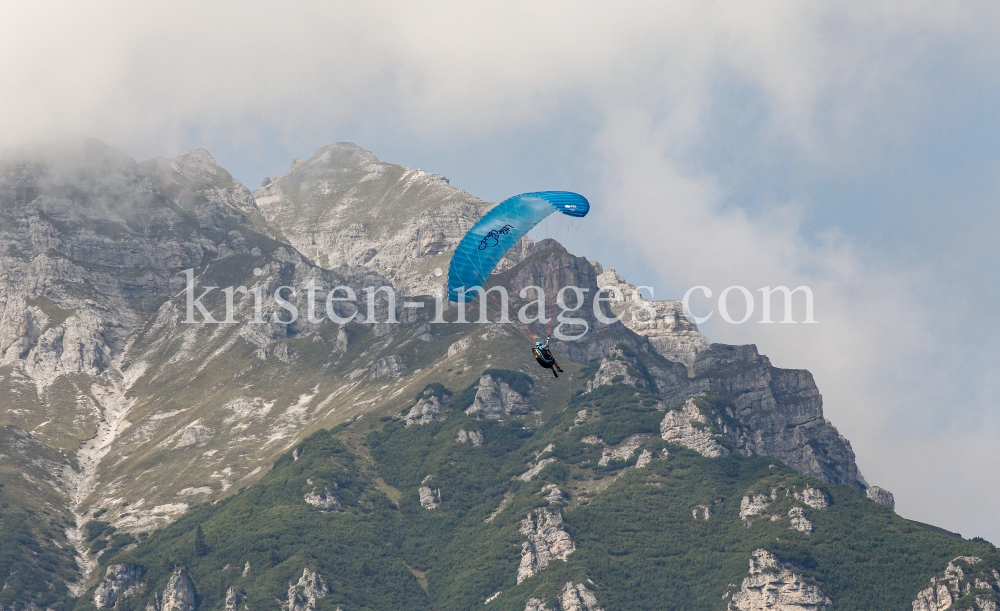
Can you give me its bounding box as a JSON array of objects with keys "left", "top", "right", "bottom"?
[
  {"left": 634, "top": 448, "right": 667, "bottom": 469},
  {"left": 660, "top": 398, "right": 729, "bottom": 458},
  {"left": 793, "top": 487, "right": 829, "bottom": 510},
  {"left": 456, "top": 428, "right": 484, "bottom": 446},
  {"left": 866, "top": 486, "right": 895, "bottom": 510},
  {"left": 740, "top": 492, "right": 776, "bottom": 522},
  {"left": 674, "top": 344, "right": 863, "bottom": 489},
  {"left": 467, "top": 372, "right": 535, "bottom": 420},
  {"left": 369, "top": 355, "right": 404, "bottom": 379},
  {"left": 558, "top": 582, "right": 604, "bottom": 611},
  {"left": 405, "top": 386, "right": 452, "bottom": 426},
  {"left": 303, "top": 486, "right": 341, "bottom": 511},
  {"left": 788, "top": 507, "right": 812, "bottom": 533},
  {"left": 94, "top": 564, "right": 145, "bottom": 608},
  {"left": 517, "top": 509, "right": 576, "bottom": 583},
  {"left": 283, "top": 568, "right": 329, "bottom": 611},
  {"left": 160, "top": 569, "right": 196, "bottom": 611},
  {"left": 728, "top": 549, "right": 831, "bottom": 611},
  {"left": 419, "top": 477, "right": 441, "bottom": 509},
  {"left": 598, "top": 434, "right": 648, "bottom": 466},
  {"left": 542, "top": 484, "right": 568, "bottom": 505},
  {"left": 912, "top": 556, "right": 1000, "bottom": 611},
  {"left": 518, "top": 458, "right": 558, "bottom": 482},
  {"left": 739, "top": 486, "right": 827, "bottom": 528},
  {"left": 522, "top": 583, "right": 604, "bottom": 611},
  {"left": 586, "top": 345, "right": 686, "bottom": 394},
  {"left": 596, "top": 267, "right": 709, "bottom": 365}
]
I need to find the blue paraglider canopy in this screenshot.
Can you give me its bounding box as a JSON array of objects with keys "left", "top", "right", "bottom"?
[{"left": 447, "top": 191, "right": 589, "bottom": 302}]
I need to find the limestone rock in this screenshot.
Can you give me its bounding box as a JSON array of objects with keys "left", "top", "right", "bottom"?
[
  {"left": 684, "top": 344, "right": 863, "bottom": 489},
  {"left": 866, "top": 486, "right": 895, "bottom": 510},
  {"left": 634, "top": 449, "right": 668, "bottom": 469},
  {"left": 598, "top": 434, "right": 648, "bottom": 466},
  {"left": 419, "top": 486, "right": 441, "bottom": 510},
  {"left": 517, "top": 509, "right": 576, "bottom": 583},
  {"left": 585, "top": 345, "right": 686, "bottom": 394},
  {"left": 334, "top": 326, "right": 350, "bottom": 352},
  {"left": 524, "top": 598, "right": 553, "bottom": 611},
  {"left": 94, "top": 563, "right": 145, "bottom": 608},
  {"left": 596, "top": 267, "right": 709, "bottom": 366},
  {"left": 303, "top": 486, "right": 341, "bottom": 511},
  {"left": 224, "top": 587, "right": 237, "bottom": 611},
  {"left": 369, "top": 355, "right": 404, "bottom": 379},
  {"left": 912, "top": 556, "right": 1000, "bottom": 611},
  {"left": 160, "top": 569, "right": 196, "bottom": 611},
  {"left": 692, "top": 505, "right": 711, "bottom": 520},
  {"left": 518, "top": 458, "right": 558, "bottom": 482},
  {"left": 456, "top": 429, "right": 484, "bottom": 446},
  {"left": 587, "top": 357, "right": 647, "bottom": 392},
  {"left": 793, "top": 487, "right": 829, "bottom": 510},
  {"left": 788, "top": 507, "right": 812, "bottom": 534},
  {"left": 405, "top": 394, "right": 448, "bottom": 426},
  {"left": 283, "top": 568, "right": 329, "bottom": 611},
  {"left": 174, "top": 425, "right": 214, "bottom": 449},
  {"left": 559, "top": 582, "right": 605, "bottom": 611},
  {"left": 660, "top": 399, "right": 729, "bottom": 458},
  {"left": 740, "top": 493, "right": 774, "bottom": 522},
  {"left": 728, "top": 549, "right": 831, "bottom": 611},
  {"left": 467, "top": 372, "right": 535, "bottom": 420},
  {"left": 542, "top": 484, "right": 568, "bottom": 505}
]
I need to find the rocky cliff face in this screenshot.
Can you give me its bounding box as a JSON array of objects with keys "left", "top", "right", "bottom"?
[{"left": 661, "top": 344, "right": 863, "bottom": 489}]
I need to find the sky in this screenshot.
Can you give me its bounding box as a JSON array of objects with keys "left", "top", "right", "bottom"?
[{"left": 3, "top": 1, "right": 999, "bottom": 542}]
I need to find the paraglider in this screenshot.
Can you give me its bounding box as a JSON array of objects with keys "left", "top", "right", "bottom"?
[
  {"left": 532, "top": 335, "right": 564, "bottom": 377},
  {"left": 446, "top": 191, "right": 589, "bottom": 378},
  {"left": 447, "top": 191, "right": 590, "bottom": 303}
]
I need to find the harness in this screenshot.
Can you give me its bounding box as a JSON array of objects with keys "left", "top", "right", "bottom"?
[{"left": 533, "top": 346, "right": 555, "bottom": 367}]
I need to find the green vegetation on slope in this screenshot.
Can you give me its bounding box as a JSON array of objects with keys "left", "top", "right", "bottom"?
[{"left": 71, "top": 373, "right": 998, "bottom": 611}]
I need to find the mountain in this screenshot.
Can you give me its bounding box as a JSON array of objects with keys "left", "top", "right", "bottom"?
[{"left": 0, "top": 140, "right": 996, "bottom": 611}]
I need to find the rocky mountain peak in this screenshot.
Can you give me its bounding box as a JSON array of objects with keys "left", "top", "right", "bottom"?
[{"left": 252, "top": 143, "right": 489, "bottom": 295}]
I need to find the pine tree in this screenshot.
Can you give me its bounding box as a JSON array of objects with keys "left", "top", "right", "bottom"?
[{"left": 194, "top": 525, "right": 208, "bottom": 557}]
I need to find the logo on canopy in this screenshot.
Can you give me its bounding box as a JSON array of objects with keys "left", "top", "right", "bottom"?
[{"left": 478, "top": 224, "right": 515, "bottom": 250}]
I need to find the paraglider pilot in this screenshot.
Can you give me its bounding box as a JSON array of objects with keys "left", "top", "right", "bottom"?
[{"left": 533, "top": 335, "right": 564, "bottom": 378}]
